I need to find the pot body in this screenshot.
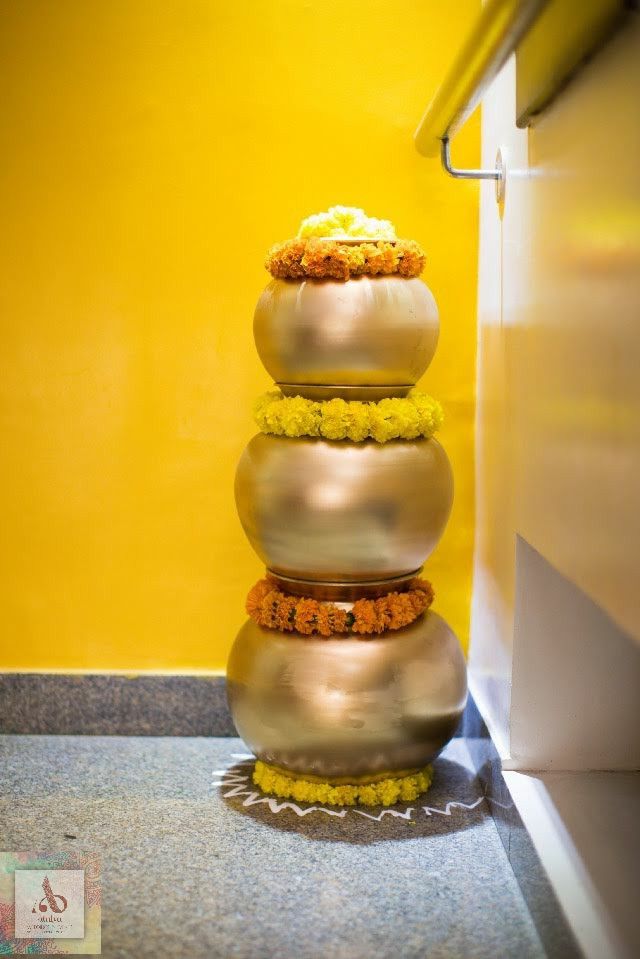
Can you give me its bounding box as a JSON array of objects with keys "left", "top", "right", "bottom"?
[
  {"left": 254, "top": 276, "right": 439, "bottom": 396},
  {"left": 235, "top": 434, "right": 453, "bottom": 583},
  {"left": 227, "top": 612, "right": 467, "bottom": 780}
]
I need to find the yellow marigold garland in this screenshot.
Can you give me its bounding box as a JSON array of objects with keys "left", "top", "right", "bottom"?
[
  {"left": 254, "top": 389, "right": 443, "bottom": 443},
  {"left": 265, "top": 237, "right": 425, "bottom": 281},
  {"left": 246, "top": 576, "right": 434, "bottom": 637},
  {"left": 253, "top": 760, "right": 433, "bottom": 806}
]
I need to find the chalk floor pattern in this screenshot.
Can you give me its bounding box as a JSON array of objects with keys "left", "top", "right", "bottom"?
[
  {"left": 0, "top": 734, "right": 546, "bottom": 959},
  {"left": 211, "top": 750, "right": 509, "bottom": 822}
]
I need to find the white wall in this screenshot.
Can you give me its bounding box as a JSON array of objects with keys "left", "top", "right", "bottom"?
[{"left": 471, "top": 18, "right": 640, "bottom": 770}]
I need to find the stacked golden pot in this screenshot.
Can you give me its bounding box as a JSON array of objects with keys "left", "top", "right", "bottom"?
[{"left": 228, "top": 214, "right": 467, "bottom": 797}]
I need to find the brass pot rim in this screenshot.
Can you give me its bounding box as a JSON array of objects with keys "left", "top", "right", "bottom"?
[
  {"left": 267, "top": 569, "right": 422, "bottom": 600},
  {"left": 277, "top": 382, "right": 413, "bottom": 400},
  {"left": 312, "top": 235, "right": 400, "bottom": 245},
  {"left": 261, "top": 760, "right": 424, "bottom": 786},
  {"left": 249, "top": 431, "right": 440, "bottom": 450}
]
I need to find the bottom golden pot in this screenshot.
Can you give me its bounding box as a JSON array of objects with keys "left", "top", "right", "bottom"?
[{"left": 226, "top": 611, "right": 467, "bottom": 782}]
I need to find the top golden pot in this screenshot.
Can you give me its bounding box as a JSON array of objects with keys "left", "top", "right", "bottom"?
[
  {"left": 254, "top": 276, "right": 439, "bottom": 398},
  {"left": 235, "top": 433, "right": 453, "bottom": 585}
]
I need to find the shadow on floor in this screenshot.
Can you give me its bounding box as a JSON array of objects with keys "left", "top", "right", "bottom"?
[{"left": 217, "top": 756, "right": 489, "bottom": 845}]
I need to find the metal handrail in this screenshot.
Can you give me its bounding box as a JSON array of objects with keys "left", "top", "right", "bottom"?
[
  {"left": 440, "top": 136, "right": 501, "bottom": 180},
  {"left": 414, "top": 0, "right": 548, "bottom": 158}
]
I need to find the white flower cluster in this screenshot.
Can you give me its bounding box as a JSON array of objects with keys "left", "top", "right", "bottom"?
[{"left": 297, "top": 205, "right": 396, "bottom": 240}]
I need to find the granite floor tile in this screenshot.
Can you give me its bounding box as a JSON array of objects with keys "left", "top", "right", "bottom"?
[{"left": 0, "top": 736, "right": 545, "bottom": 959}]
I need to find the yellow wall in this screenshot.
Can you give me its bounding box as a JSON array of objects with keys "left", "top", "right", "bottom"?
[{"left": 0, "top": 0, "right": 479, "bottom": 671}]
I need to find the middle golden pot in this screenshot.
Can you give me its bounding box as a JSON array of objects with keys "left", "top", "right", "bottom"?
[{"left": 235, "top": 433, "right": 453, "bottom": 584}]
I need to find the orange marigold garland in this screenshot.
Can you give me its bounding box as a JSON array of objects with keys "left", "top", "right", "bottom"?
[
  {"left": 265, "top": 237, "right": 425, "bottom": 282},
  {"left": 246, "top": 576, "right": 434, "bottom": 638}
]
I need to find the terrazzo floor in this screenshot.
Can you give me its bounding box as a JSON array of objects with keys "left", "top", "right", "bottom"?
[{"left": 0, "top": 735, "right": 545, "bottom": 958}]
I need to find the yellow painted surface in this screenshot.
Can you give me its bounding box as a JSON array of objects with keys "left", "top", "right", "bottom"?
[{"left": 0, "top": 0, "right": 479, "bottom": 670}]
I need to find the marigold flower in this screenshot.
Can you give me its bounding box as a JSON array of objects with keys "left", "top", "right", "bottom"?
[
  {"left": 266, "top": 237, "right": 425, "bottom": 281},
  {"left": 293, "top": 598, "right": 319, "bottom": 635},
  {"left": 246, "top": 577, "right": 434, "bottom": 637},
  {"left": 253, "top": 759, "right": 433, "bottom": 806},
  {"left": 253, "top": 390, "right": 443, "bottom": 443},
  {"left": 318, "top": 397, "right": 350, "bottom": 441}
]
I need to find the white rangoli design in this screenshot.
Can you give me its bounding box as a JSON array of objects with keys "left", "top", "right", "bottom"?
[{"left": 212, "top": 753, "right": 502, "bottom": 822}]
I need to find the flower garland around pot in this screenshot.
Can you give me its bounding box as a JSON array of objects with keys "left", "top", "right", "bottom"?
[
  {"left": 252, "top": 760, "right": 434, "bottom": 806},
  {"left": 266, "top": 237, "right": 425, "bottom": 281},
  {"left": 254, "top": 389, "right": 443, "bottom": 443},
  {"left": 246, "top": 576, "right": 434, "bottom": 638}
]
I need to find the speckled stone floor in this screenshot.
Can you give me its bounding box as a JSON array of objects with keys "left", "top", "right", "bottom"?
[{"left": 0, "top": 735, "right": 545, "bottom": 959}]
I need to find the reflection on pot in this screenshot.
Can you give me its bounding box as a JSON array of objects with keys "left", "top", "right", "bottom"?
[
  {"left": 254, "top": 275, "right": 439, "bottom": 398},
  {"left": 235, "top": 433, "right": 454, "bottom": 583},
  {"left": 227, "top": 611, "right": 467, "bottom": 781}
]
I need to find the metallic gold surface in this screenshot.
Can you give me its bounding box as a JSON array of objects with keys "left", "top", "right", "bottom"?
[
  {"left": 235, "top": 434, "right": 454, "bottom": 583},
  {"left": 267, "top": 569, "right": 420, "bottom": 601},
  {"left": 254, "top": 276, "right": 439, "bottom": 395},
  {"left": 516, "top": 0, "right": 626, "bottom": 127},
  {"left": 414, "top": 0, "right": 545, "bottom": 156},
  {"left": 260, "top": 760, "right": 427, "bottom": 786},
  {"left": 278, "top": 384, "right": 412, "bottom": 401},
  {"left": 227, "top": 611, "right": 467, "bottom": 779}
]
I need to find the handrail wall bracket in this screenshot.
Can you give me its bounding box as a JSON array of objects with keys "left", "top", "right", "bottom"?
[{"left": 441, "top": 137, "right": 505, "bottom": 203}]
